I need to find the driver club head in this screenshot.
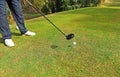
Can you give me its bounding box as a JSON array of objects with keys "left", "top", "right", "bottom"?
[{"left": 66, "top": 34, "right": 74, "bottom": 40}]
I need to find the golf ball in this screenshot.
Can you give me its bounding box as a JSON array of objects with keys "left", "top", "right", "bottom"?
[{"left": 73, "top": 41, "right": 76, "bottom": 45}]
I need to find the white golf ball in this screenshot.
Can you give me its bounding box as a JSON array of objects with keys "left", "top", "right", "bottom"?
[{"left": 73, "top": 41, "right": 76, "bottom": 45}]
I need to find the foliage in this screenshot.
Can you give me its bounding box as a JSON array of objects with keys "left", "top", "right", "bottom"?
[
  {"left": 6, "top": 7, "right": 14, "bottom": 25},
  {"left": 34, "top": 0, "right": 45, "bottom": 9},
  {"left": 48, "top": 0, "right": 56, "bottom": 13},
  {"left": 22, "top": 0, "right": 102, "bottom": 13}
]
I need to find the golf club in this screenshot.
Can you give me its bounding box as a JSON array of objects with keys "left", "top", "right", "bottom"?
[{"left": 26, "top": 0, "right": 74, "bottom": 40}]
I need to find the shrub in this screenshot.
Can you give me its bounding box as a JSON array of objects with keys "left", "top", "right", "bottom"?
[
  {"left": 72, "top": 5, "right": 76, "bottom": 9},
  {"left": 6, "top": 7, "right": 14, "bottom": 25},
  {"left": 74, "top": 4, "right": 81, "bottom": 8},
  {"left": 67, "top": 5, "right": 73, "bottom": 10}
]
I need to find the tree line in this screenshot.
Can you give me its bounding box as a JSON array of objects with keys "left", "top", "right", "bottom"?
[
  {"left": 7, "top": 0, "right": 106, "bottom": 24},
  {"left": 22, "top": 0, "right": 104, "bottom": 14}
]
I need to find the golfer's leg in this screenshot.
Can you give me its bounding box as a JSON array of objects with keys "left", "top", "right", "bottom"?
[
  {"left": 6, "top": 0, "right": 28, "bottom": 34},
  {"left": 0, "top": 0, "right": 12, "bottom": 40}
]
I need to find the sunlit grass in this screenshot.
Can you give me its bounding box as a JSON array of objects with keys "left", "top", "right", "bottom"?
[{"left": 0, "top": 5, "right": 120, "bottom": 77}]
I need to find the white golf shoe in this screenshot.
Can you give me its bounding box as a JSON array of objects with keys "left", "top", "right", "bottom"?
[
  {"left": 16, "top": 26, "right": 19, "bottom": 30},
  {"left": 24, "top": 31, "right": 36, "bottom": 36},
  {"left": 4, "top": 39, "right": 15, "bottom": 47}
]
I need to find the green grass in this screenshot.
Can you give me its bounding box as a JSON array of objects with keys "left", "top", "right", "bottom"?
[
  {"left": 24, "top": 13, "right": 41, "bottom": 20},
  {"left": 102, "top": 0, "right": 120, "bottom": 7},
  {"left": 112, "top": 0, "right": 120, "bottom": 2},
  {"left": 103, "top": 2, "right": 120, "bottom": 7},
  {"left": 0, "top": 4, "right": 120, "bottom": 77}
]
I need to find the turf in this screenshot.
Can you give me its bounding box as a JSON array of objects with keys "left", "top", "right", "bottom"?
[
  {"left": 102, "top": 0, "right": 120, "bottom": 7},
  {"left": 0, "top": 4, "right": 120, "bottom": 77}
]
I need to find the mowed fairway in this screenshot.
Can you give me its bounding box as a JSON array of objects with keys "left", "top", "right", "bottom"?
[{"left": 0, "top": 5, "right": 120, "bottom": 77}]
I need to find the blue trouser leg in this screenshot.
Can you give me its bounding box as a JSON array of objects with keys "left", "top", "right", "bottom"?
[
  {"left": 0, "top": 0, "right": 12, "bottom": 40},
  {"left": 6, "top": 0, "right": 28, "bottom": 34}
]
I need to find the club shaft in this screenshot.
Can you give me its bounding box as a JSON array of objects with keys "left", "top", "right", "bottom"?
[{"left": 26, "top": 0, "right": 66, "bottom": 36}]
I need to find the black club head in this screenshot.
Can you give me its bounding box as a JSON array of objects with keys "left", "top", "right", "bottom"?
[{"left": 66, "top": 34, "right": 74, "bottom": 40}]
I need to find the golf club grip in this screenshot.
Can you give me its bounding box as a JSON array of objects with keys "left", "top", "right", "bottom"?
[{"left": 25, "top": 0, "right": 66, "bottom": 36}]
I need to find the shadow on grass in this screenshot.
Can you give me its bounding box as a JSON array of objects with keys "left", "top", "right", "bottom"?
[
  {"left": 12, "top": 32, "right": 22, "bottom": 36},
  {"left": 51, "top": 45, "right": 58, "bottom": 49},
  {"left": 0, "top": 38, "right": 3, "bottom": 44}
]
